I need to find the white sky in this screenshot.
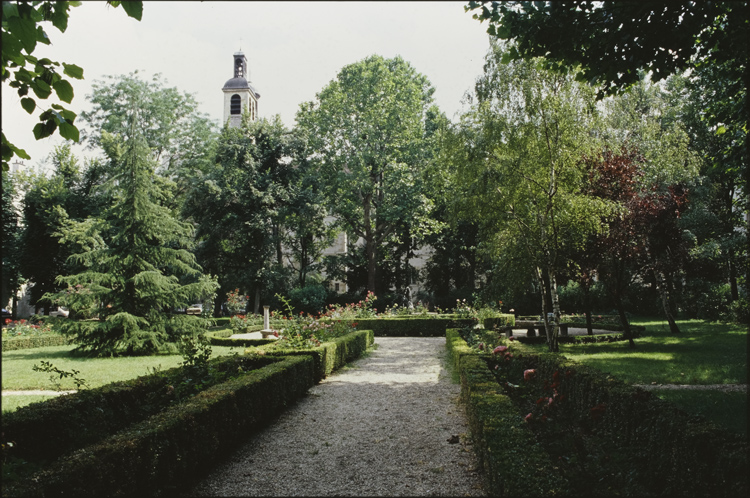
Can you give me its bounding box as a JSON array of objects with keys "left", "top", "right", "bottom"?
[{"left": 2, "top": 1, "right": 492, "bottom": 173}]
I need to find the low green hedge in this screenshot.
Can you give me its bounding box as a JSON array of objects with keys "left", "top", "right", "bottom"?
[
  {"left": 254, "top": 329, "right": 374, "bottom": 382},
  {"left": 3, "top": 355, "right": 315, "bottom": 497},
  {"left": 1, "top": 334, "right": 71, "bottom": 351},
  {"left": 446, "top": 329, "right": 569, "bottom": 496},
  {"left": 2, "top": 329, "right": 374, "bottom": 497},
  {"left": 335, "top": 317, "right": 477, "bottom": 336},
  {"left": 2, "top": 355, "right": 280, "bottom": 465}
]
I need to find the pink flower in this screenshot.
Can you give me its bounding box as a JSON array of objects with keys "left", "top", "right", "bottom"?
[
  {"left": 508, "top": 337, "right": 515, "bottom": 341},
  {"left": 524, "top": 413, "right": 533, "bottom": 422},
  {"left": 523, "top": 369, "right": 536, "bottom": 381},
  {"left": 493, "top": 345, "right": 508, "bottom": 354}
]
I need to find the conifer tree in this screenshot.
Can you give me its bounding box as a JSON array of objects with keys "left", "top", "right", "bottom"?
[{"left": 50, "top": 116, "right": 217, "bottom": 356}]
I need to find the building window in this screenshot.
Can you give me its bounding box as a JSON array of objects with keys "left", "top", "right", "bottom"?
[{"left": 230, "top": 94, "right": 241, "bottom": 115}]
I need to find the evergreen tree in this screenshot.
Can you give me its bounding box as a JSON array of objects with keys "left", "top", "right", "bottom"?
[{"left": 50, "top": 119, "right": 217, "bottom": 356}]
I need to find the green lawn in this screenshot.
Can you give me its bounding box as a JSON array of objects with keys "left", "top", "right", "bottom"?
[
  {"left": 2, "top": 343, "right": 243, "bottom": 413},
  {"left": 557, "top": 317, "right": 747, "bottom": 385},
  {"left": 550, "top": 317, "right": 748, "bottom": 435}
]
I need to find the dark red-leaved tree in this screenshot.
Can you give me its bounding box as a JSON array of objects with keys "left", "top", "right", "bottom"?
[
  {"left": 582, "top": 146, "right": 644, "bottom": 347},
  {"left": 582, "top": 146, "right": 690, "bottom": 346}
]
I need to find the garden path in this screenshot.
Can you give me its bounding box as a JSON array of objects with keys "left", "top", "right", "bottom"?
[{"left": 186, "top": 336, "right": 486, "bottom": 497}]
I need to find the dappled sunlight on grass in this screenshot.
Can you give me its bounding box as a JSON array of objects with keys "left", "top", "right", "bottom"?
[
  {"left": 555, "top": 318, "right": 747, "bottom": 385},
  {"left": 1, "top": 344, "right": 244, "bottom": 391}
]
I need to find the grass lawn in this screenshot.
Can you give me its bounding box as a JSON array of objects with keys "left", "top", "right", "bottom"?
[
  {"left": 547, "top": 317, "right": 748, "bottom": 435},
  {"left": 556, "top": 317, "right": 747, "bottom": 385},
  {"left": 2, "top": 343, "right": 243, "bottom": 413}
]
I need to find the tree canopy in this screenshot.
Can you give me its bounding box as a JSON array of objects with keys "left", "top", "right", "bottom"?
[
  {"left": 296, "top": 54, "right": 439, "bottom": 294},
  {"left": 1, "top": 0, "right": 143, "bottom": 171}
]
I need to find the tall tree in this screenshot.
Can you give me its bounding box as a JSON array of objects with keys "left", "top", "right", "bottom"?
[
  {"left": 1, "top": 0, "right": 142, "bottom": 171},
  {"left": 184, "top": 115, "right": 296, "bottom": 314},
  {"left": 448, "top": 42, "right": 613, "bottom": 351},
  {"left": 17, "top": 145, "right": 89, "bottom": 313},
  {"left": 1, "top": 170, "right": 23, "bottom": 315},
  {"left": 51, "top": 118, "right": 217, "bottom": 356},
  {"left": 295, "top": 55, "right": 438, "bottom": 295},
  {"left": 80, "top": 72, "right": 218, "bottom": 211}
]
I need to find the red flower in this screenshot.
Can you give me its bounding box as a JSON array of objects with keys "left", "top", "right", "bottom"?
[
  {"left": 493, "top": 345, "right": 508, "bottom": 354},
  {"left": 523, "top": 369, "right": 536, "bottom": 381},
  {"left": 508, "top": 336, "right": 516, "bottom": 341},
  {"left": 590, "top": 402, "right": 607, "bottom": 421},
  {"left": 4, "top": 318, "right": 10, "bottom": 325}
]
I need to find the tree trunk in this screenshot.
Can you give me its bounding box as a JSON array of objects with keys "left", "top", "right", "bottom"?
[
  {"left": 654, "top": 268, "right": 680, "bottom": 334},
  {"left": 613, "top": 292, "right": 635, "bottom": 348},
  {"left": 253, "top": 288, "right": 260, "bottom": 315},
  {"left": 363, "top": 193, "right": 377, "bottom": 293},
  {"left": 548, "top": 266, "right": 561, "bottom": 352},
  {"left": 729, "top": 257, "right": 739, "bottom": 301},
  {"left": 581, "top": 280, "right": 593, "bottom": 335},
  {"left": 535, "top": 267, "right": 557, "bottom": 352}
]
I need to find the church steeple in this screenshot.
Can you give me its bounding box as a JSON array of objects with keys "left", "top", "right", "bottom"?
[{"left": 222, "top": 50, "right": 260, "bottom": 128}]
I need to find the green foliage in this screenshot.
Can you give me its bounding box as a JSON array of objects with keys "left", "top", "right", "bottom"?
[
  {"left": 445, "top": 329, "right": 570, "bottom": 496},
  {"left": 1, "top": 1, "right": 142, "bottom": 171},
  {"left": 31, "top": 360, "right": 89, "bottom": 390},
  {"left": 296, "top": 54, "right": 439, "bottom": 293},
  {"left": 467, "top": 2, "right": 743, "bottom": 99},
  {"left": 289, "top": 284, "right": 328, "bottom": 315},
  {"left": 49, "top": 125, "right": 218, "bottom": 356},
  {"left": 184, "top": 116, "right": 298, "bottom": 311},
  {"left": 80, "top": 72, "right": 218, "bottom": 211}
]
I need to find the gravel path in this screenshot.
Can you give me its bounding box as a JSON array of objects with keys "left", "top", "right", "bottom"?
[{"left": 185, "top": 337, "right": 485, "bottom": 497}]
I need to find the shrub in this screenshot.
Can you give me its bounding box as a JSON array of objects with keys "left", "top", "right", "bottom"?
[{"left": 289, "top": 284, "right": 328, "bottom": 315}]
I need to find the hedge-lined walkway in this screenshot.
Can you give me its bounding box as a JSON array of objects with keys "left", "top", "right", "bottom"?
[{"left": 187, "top": 337, "right": 486, "bottom": 497}]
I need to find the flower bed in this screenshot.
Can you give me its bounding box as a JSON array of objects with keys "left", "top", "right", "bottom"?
[{"left": 451, "top": 328, "right": 749, "bottom": 497}]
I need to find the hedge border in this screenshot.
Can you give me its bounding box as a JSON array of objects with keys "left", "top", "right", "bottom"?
[
  {"left": 445, "top": 329, "right": 569, "bottom": 496},
  {"left": 2, "top": 329, "right": 374, "bottom": 497},
  {"left": 1, "top": 334, "right": 71, "bottom": 351},
  {"left": 334, "top": 317, "right": 482, "bottom": 336}
]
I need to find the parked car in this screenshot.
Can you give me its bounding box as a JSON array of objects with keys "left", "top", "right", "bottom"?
[
  {"left": 2, "top": 308, "right": 12, "bottom": 319},
  {"left": 186, "top": 303, "right": 203, "bottom": 315},
  {"left": 49, "top": 306, "right": 69, "bottom": 318}
]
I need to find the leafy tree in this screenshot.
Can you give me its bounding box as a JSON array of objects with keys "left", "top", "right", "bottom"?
[
  {"left": 1, "top": 170, "right": 23, "bottom": 315},
  {"left": 1, "top": 0, "right": 142, "bottom": 171},
  {"left": 296, "top": 55, "right": 438, "bottom": 295},
  {"left": 448, "top": 42, "right": 613, "bottom": 351},
  {"left": 16, "top": 145, "right": 91, "bottom": 313},
  {"left": 468, "top": 1, "right": 748, "bottom": 312},
  {"left": 466, "top": 1, "right": 746, "bottom": 99},
  {"left": 80, "top": 72, "right": 219, "bottom": 211},
  {"left": 184, "top": 115, "right": 296, "bottom": 314},
  {"left": 50, "top": 118, "right": 217, "bottom": 356}
]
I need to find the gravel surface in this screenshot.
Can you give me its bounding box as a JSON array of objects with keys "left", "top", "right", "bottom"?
[{"left": 185, "top": 336, "right": 486, "bottom": 497}]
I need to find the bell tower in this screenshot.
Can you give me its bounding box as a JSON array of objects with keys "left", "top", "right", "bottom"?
[{"left": 222, "top": 51, "right": 260, "bottom": 128}]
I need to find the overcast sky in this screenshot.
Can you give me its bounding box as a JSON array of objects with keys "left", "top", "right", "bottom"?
[{"left": 2, "top": 1, "right": 492, "bottom": 172}]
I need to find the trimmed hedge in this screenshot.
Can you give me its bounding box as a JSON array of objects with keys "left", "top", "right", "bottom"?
[
  {"left": 335, "top": 316, "right": 477, "bottom": 336},
  {"left": 1, "top": 355, "right": 280, "bottom": 465},
  {"left": 254, "top": 329, "right": 374, "bottom": 382},
  {"left": 2, "top": 329, "right": 374, "bottom": 497},
  {"left": 445, "top": 329, "right": 569, "bottom": 496},
  {"left": 1, "top": 334, "right": 70, "bottom": 351},
  {"left": 3, "top": 355, "right": 315, "bottom": 497}
]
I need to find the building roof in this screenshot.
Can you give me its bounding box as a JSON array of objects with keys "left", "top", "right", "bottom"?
[{"left": 222, "top": 77, "right": 261, "bottom": 98}]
